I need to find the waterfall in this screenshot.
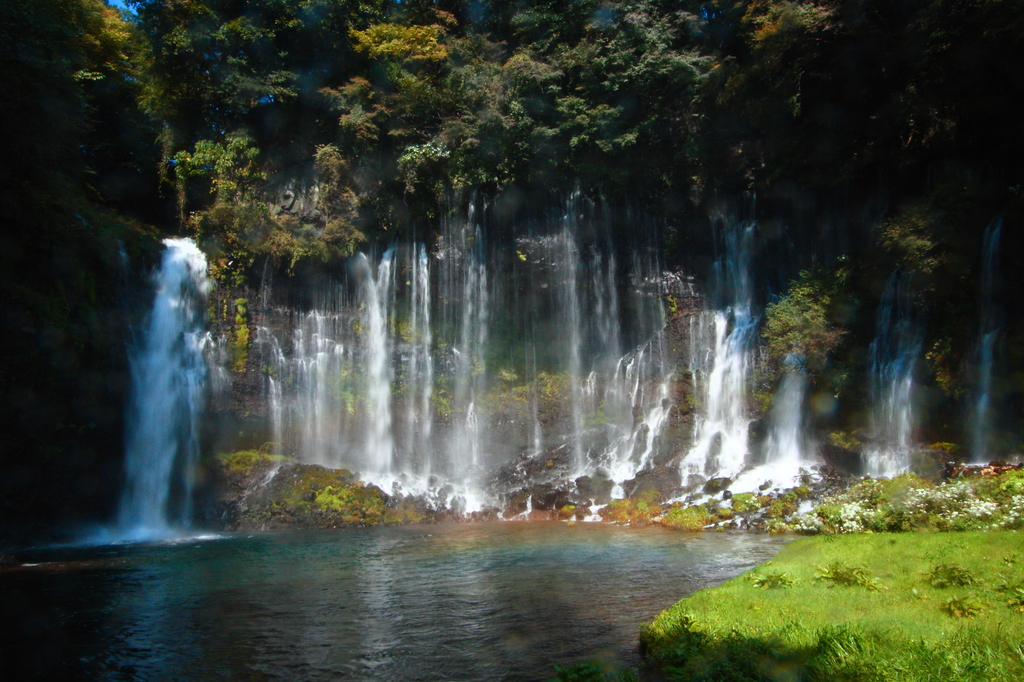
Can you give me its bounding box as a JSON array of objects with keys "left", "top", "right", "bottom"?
[
  {"left": 362, "top": 249, "right": 396, "bottom": 475},
  {"left": 558, "top": 198, "right": 586, "bottom": 473},
  {"left": 865, "top": 271, "right": 921, "bottom": 477},
  {"left": 269, "top": 307, "right": 355, "bottom": 467},
  {"left": 117, "top": 238, "right": 210, "bottom": 538},
  {"left": 681, "top": 219, "right": 758, "bottom": 481},
  {"left": 763, "top": 368, "right": 809, "bottom": 472},
  {"left": 731, "top": 364, "right": 810, "bottom": 493},
  {"left": 971, "top": 217, "right": 1003, "bottom": 463},
  {"left": 600, "top": 339, "right": 673, "bottom": 495},
  {"left": 440, "top": 202, "right": 489, "bottom": 478},
  {"left": 404, "top": 243, "right": 434, "bottom": 475},
  {"left": 253, "top": 195, "right": 672, "bottom": 511}
]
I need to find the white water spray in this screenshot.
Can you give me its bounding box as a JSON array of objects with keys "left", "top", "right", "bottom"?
[
  {"left": 363, "top": 249, "right": 396, "bottom": 475},
  {"left": 117, "top": 238, "right": 210, "bottom": 538},
  {"left": 865, "top": 271, "right": 921, "bottom": 476},
  {"left": 405, "top": 243, "right": 435, "bottom": 474},
  {"left": 681, "top": 220, "right": 758, "bottom": 481},
  {"left": 731, "top": 365, "right": 810, "bottom": 493}
]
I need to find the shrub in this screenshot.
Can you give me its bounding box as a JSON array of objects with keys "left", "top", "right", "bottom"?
[
  {"left": 750, "top": 571, "right": 795, "bottom": 589},
  {"left": 928, "top": 563, "right": 977, "bottom": 588},
  {"left": 1005, "top": 587, "right": 1024, "bottom": 612},
  {"left": 940, "top": 595, "right": 985, "bottom": 619},
  {"left": 815, "top": 561, "right": 880, "bottom": 590},
  {"left": 790, "top": 469, "right": 1024, "bottom": 535}
]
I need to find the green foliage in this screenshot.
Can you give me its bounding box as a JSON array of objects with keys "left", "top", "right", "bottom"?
[
  {"left": 750, "top": 570, "right": 795, "bottom": 589},
  {"left": 351, "top": 23, "right": 448, "bottom": 64},
  {"left": 928, "top": 563, "right": 978, "bottom": 589},
  {"left": 792, "top": 469, "right": 1024, "bottom": 535},
  {"left": 762, "top": 267, "right": 850, "bottom": 377},
  {"left": 173, "top": 132, "right": 264, "bottom": 203},
  {"left": 228, "top": 298, "right": 249, "bottom": 372},
  {"left": 1005, "top": 587, "right": 1024, "bottom": 612},
  {"left": 815, "top": 561, "right": 880, "bottom": 590},
  {"left": 880, "top": 204, "right": 942, "bottom": 275},
  {"left": 826, "top": 431, "right": 863, "bottom": 452},
  {"left": 940, "top": 595, "right": 986, "bottom": 619}
]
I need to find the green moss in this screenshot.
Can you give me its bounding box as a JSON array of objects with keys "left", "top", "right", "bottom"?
[
  {"left": 599, "top": 498, "right": 660, "bottom": 525},
  {"left": 217, "top": 447, "right": 293, "bottom": 474},
  {"left": 730, "top": 492, "right": 758, "bottom": 513},
  {"left": 383, "top": 498, "right": 425, "bottom": 525},
  {"left": 310, "top": 483, "right": 386, "bottom": 523},
  {"left": 665, "top": 294, "right": 678, "bottom": 317},
  {"left": 826, "top": 430, "right": 863, "bottom": 452},
  {"left": 228, "top": 297, "right": 250, "bottom": 372},
  {"left": 661, "top": 505, "right": 711, "bottom": 531}
]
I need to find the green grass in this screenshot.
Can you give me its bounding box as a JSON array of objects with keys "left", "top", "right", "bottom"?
[{"left": 641, "top": 532, "right": 1024, "bottom": 681}]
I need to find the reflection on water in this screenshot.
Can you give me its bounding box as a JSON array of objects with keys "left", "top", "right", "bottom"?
[{"left": 1, "top": 524, "right": 789, "bottom": 680}]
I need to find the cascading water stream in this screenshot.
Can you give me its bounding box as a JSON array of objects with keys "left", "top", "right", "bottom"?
[
  {"left": 559, "top": 214, "right": 586, "bottom": 474},
  {"left": 731, "top": 363, "right": 810, "bottom": 493},
  {"left": 681, "top": 219, "right": 758, "bottom": 481},
  {"left": 251, "top": 196, "right": 674, "bottom": 513},
  {"left": 865, "top": 271, "right": 922, "bottom": 477},
  {"left": 762, "top": 368, "right": 809, "bottom": 472},
  {"left": 117, "top": 238, "right": 210, "bottom": 538},
  {"left": 362, "top": 249, "right": 396, "bottom": 475},
  {"left": 971, "top": 217, "right": 1003, "bottom": 463},
  {"left": 439, "top": 202, "right": 490, "bottom": 484},
  {"left": 404, "top": 243, "right": 434, "bottom": 475}
]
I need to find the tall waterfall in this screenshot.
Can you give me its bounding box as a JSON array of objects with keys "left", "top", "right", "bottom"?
[
  {"left": 404, "top": 244, "right": 434, "bottom": 475},
  {"left": 439, "top": 203, "right": 489, "bottom": 478},
  {"left": 971, "top": 217, "right": 1003, "bottom": 463},
  {"left": 118, "top": 238, "right": 210, "bottom": 538},
  {"left": 362, "top": 249, "right": 397, "bottom": 475},
  {"left": 865, "top": 271, "right": 921, "bottom": 477},
  {"left": 681, "top": 217, "right": 758, "bottom": 481}
]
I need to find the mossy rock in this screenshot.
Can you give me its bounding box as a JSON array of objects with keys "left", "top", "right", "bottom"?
[
  {"left": 730, "top": 492, "right": 759, "bottom": 513},
  {"left": 660, "top": 505, "right": 712, "bottom": 531},
  {"left": 217, "top": 448, "right": 293, "bottom": 475}
]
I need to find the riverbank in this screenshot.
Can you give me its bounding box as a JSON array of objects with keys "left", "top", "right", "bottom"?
[{"left": 638, "top": 531, "right": 1024, "bottom": 681}]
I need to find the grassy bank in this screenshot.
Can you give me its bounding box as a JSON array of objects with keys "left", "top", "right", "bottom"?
[{"left": 639, "top": 532, "right": 1024, "bottom": 681}]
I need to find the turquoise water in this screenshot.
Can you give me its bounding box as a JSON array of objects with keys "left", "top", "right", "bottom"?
[{"left": 2, "top": 524, "right": 789, "bottom": 680}]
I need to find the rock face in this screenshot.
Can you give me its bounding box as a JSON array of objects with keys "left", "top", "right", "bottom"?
[{"left": 267, "top": 177, "right": 322, "bottom": 222}]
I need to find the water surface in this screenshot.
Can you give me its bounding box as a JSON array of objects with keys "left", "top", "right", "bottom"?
[{"left": 2, "top": 524, "right": 789, "bottom": 680}]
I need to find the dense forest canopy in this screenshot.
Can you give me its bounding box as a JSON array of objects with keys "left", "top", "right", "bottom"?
[{"left": 2, "top": 0, "right": 1024, "bottom": 539}]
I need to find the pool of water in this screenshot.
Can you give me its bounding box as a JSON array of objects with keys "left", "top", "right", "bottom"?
[{"left": 1, "top": 524, "right": 789, "bottom": 680}]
